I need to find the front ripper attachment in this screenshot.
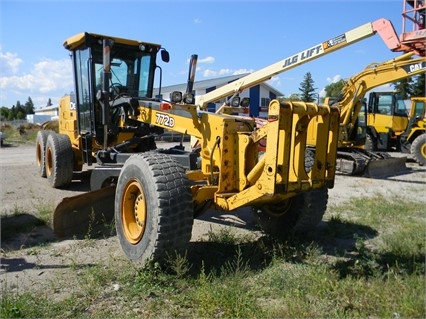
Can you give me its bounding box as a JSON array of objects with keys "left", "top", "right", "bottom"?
[{"left": 53, "top": 186, "right": 116, "bottom": 237}]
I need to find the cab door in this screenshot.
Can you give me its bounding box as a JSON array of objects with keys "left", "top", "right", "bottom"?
[{"left": 73, "top": 47, "right": 96, "bottom": 135}]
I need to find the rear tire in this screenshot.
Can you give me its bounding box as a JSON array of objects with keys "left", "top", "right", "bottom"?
[
  {"left": 45, "top": 133, "right": 74, "bottom": 188},
  {"left": 254, "top": 188, "right": 328, "bottom": 237},
  {"left": 115, "top": 152, "right": 193, "bottom": 266},
  {"left": 36, "top": 130, "right": 50, "bottom": 177},
  {"left": 411, "top": 133, "right": 426, "bottom": 166}
]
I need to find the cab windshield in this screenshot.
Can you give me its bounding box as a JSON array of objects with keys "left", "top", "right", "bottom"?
[
  {"left": 94, "top": 54, "right": 153, "bottom": 98},
  {"left": 73, "top": 42, "right": 157, "bottom": 134}
]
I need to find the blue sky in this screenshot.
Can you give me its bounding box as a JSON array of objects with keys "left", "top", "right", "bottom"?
[{"left": 0, "top": 0, "right": 405, "bottom": 109}]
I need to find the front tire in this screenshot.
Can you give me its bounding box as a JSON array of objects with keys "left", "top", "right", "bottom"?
[
  {"left": 254, "top": 188, "right": 328, "bottom": 237},
  {"left": 115, "top": 152, "right": 193, "bottom": 265},
  {"left": 411, "top": 133, "right": 426, "bottom": 166}
]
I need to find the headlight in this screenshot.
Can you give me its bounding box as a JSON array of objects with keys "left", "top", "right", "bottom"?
[
  {"left": 230, "top": 96, "right": 240, "bottom": 107},
  {"left": 170, "top": 91, "right": 182, "bottom": 103},
  {"left": 183, "top": 92, "right": 195, "bottom": 104}
]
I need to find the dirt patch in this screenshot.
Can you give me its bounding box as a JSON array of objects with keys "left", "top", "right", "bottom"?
[{"left": 1, "top": 142, "right": 425, "bottom": 296}]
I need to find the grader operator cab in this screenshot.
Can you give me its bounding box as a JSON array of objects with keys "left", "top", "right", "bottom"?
[{"left": 36, "top": 17, "right": 414, "bottom": 265}]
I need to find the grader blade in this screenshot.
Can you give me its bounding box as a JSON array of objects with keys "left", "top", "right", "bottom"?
[
  {"left": 53, "top": 186, "right": 116, "bottom": 238},
  {"left": 364, "top": 156, "right": 407, "bottom": 178}
]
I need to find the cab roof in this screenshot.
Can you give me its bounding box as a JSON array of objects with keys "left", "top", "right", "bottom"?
[{"left": 63, "top": 32, "right": 162, "bottom": 51}]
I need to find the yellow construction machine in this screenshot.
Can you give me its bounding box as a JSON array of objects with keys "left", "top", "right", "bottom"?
[
  {"left": 308, "top": 53, "right": 425, "bottom": 177},
  {"left": 364, "top": 91, "right": 425, "bottom": 161},
  {"left": 400, "top": 96, "right": 426, "bottom": 165},
  {"left": 305, "top": 0, "right": 426, "bottom": 177},
  {"left": 35, "top": 17, "right": 411, "bottom": 264},
  {"left": 364, "top": 90, "right": 410, "bottom": 152},
  {"left": 365, "top": 0, "right": 426, "bottom": 156}
]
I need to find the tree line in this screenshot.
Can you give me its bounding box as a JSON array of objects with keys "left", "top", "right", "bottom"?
[
  {"left": 293, "top": 72, "right": 425, "bottom": 102},
  {"left": 0, "top": 97, "right": 35, "bottom": 121},
  {"left": 0, "top": 74, "right": 423, "bottom": 121},
  {"left": 0, "top": 97, "right": 54, "bottom": 121}
]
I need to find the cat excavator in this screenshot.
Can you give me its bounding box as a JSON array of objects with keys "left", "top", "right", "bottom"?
[
  {"left": 36, "top": 16, "right": 416, "bottom": 265},
  {"left": 361, "top": 0, "right": 425, "bottom": 160},
  {"left": 305, "top": 0, "right": 425, "bottom": 177},
  {"left": 308, "top": 53, "right": 425, "bottom": 177}
]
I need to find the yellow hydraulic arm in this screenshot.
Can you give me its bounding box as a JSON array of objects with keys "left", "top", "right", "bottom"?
[
  {"left": 335, "top": 52, "right": 426, "bottom": 146},
  {"left": 196, "top": 18, "right": 402, "bottom": 109}
]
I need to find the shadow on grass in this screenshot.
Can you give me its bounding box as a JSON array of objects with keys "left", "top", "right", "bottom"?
[
  {"left": 1, "top": 214, "right": 108, "bottom": 274},
  {"left": 2, "top": 209, "right": 423, "bottom": 279},
  {"left": 1, "top": 214, "right": 53, "bottom": 246},
  {"left": 0, "top": 213, "right": 116, "bottom": 252},
  {"left": 0, "top": 257, "right": 97, "bottom": 273},
  {"left": 166, "top": 216, "right": 375, "bottom": 277},
  {"left": 181, "top": 216, "right": 424, "bottom": 279},
  {"left": 331, "top": 249, "right": 425, "bottom": 279}
]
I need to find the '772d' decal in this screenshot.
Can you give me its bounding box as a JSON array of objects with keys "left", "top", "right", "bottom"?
[{"left": 155, "top": 112, "right": 175, "bottom": 128}]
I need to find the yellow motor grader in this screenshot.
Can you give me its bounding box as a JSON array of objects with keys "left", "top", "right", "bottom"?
[{"left": 35, "top": 18, "right": 409, "bottom": 264}]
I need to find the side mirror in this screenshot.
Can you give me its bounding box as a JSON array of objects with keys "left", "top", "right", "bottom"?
[{"left": 161, "top": 49, "right": 170, "bottom": 63}]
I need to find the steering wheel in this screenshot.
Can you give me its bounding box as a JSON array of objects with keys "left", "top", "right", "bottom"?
[
  {"left": 110, "top": 82, "right": 123, "bottom": 90},
  {"left": 109, "top": 83, "right": 125, "bottom": 97},
  {"left": 380, "top": 107, "right": 391, "bottom": 115}
]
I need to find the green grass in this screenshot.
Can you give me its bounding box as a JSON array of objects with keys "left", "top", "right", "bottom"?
[
  {"left": 1, "top": 123, "right": 39, "bottom": 145},
  {"left": 1, "top": 195, "right": 425, "bottom": 318},
  {"left": 327, "top": 194, "right": 425, "bottom": 258}
]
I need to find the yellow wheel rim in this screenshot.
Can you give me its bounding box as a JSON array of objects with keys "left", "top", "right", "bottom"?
[
  {"left": 46, "top": 146, "right": 53, "bottom": 176},
  {"left": 420, "top": 142, "right": 426, "bottom": 159},
  {"left": 36, "top": 142, "right": 43, "bottom": 167},
  {"left": 121, "top": 180, "right": 146, "bottom": 244}
]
